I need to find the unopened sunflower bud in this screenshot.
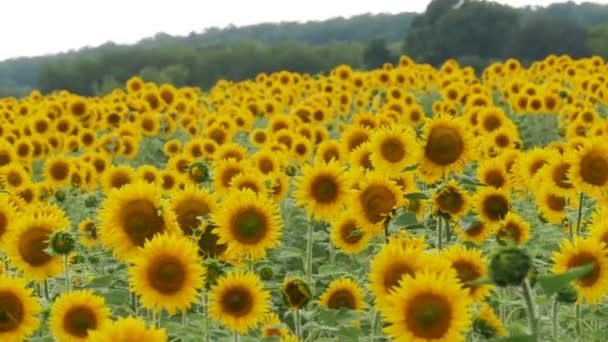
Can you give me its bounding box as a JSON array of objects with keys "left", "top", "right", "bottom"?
[
  {"left": 188, "top": 162, "right": 210, "bottom": 183},
  {"left": 48, "top": 230, "right": 76, "bottom": 255},
  {"left": 556, "top": 284, "right": 578, "bottom": 304},
  {"left": 489, "top": 246, "right": 531, "bottom": 287},
  {"left": 284, "top": 165, "right": 297, "bottom": 177},
  {"left": 84, "top": 195, "right": 98, "bottom": 208},
  {"left": 281, "top": 278, "right": 311, "bottom": 310},
  {"left": 54, "top": 189, "right": 67, "bottom": 202},
  {"left": 258, "top": 265, "right": 274, "bottom": 281}
]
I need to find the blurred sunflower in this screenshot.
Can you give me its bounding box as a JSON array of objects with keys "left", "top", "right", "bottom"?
[
  {"left": 474, "top": 187, "right": 510, "bottom": 224},
  {"left": 433, "top": 180, "right": 471, "bottom": 220},
  {"left": 442, "top": 245, "right": 492, "bottom": 301},
  {"left": 495, "top": 212, "right": 530, "bottom": 245},
  {"left": 88, "top": 316, "right": 167, "bottom": 342},
  {"left": 351, "top": 172, "right": 404, "bottom": 235},
  {"left": 319, "top": 278, "right": 365, "bottom": 311},
  {"left": 169, "top": 185, "right": 217, "bottom": 236},
  {"left": 330, "top": 209, "right": 372, "bottom": 255},
  {"left": 0, "top": 275, "right": 41, "bottom": 342},
  {"left": 567, "top": 138, "right": 608, "bottom": 198},
  {"left": 50, "top": 290, "right": 111, "bottom": 342}
]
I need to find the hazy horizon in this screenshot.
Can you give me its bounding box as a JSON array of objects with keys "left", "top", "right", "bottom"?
[{"left": 1, "top": 0, "right": 601, "bottom": 61}]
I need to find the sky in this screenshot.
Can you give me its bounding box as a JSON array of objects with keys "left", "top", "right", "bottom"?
[{"left": 0, "top": 0, "right": 604, "bottom": 61}]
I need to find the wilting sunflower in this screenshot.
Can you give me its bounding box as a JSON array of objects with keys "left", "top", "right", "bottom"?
[
  {"left": 88, "top": 316, "right": 167, "bottom": 342},
  {"left": 330, "top": 209, "right": 372, "bottom": 255},
  {"left": 455, "top": 220, "right": 492, "bottom": 245},
  {"left": 369, "top": 237, "right": 449, "bottom": 307},
  {"left": 212, "top": 189, "right": 282, "bottom": 260},
  {"left": 567, "top": 138, "right": 608, "bottom": 198},
  {"left": 98, "top": 182, "right": 179, "bottom": 261},
  {"left": 495, "top": 212, "right": 530, "bottom": 245},
  {"left": 473, "top": 303, "right": 507, "bottom": 338},
  {"left": 381, "top": 269, "right": 472, "bottom": 342},
  {"left": 169, "top": 185, "right": 217, "bottom": 236},
  {"left": 319, "top": 278, "right": 365, "bottom": 311},
  {"left": 260, "top": 312, "right": 289, "bottom": 338},
  {"left": 476, "top": 158, "right": 509, "bottom": 189},
  {"left": 433, "top": 180, "right": 471, "bottom": 220},
  {"left": 130, "top": 233, "right": 205, "bottom": 315},
  {"left": 293, "top": 160, "right": 349, "bottom": 219},
  {"left": 78, "top": 219, "right": 98, "bottom": 248},
  {"left": 420, "top": 116, "right": 473, "bottom": 181},
  {"left": 208, "top": 270, "right": 270, "bottom": 334},
  {"left": 474, "top": 187, "right": 510, "bottom": 224},
  {"left": 351, "top": 172, "right": 404, "bottom": 235},
  {"left": 442, "top": 245, "right": 492, "bottom": 301},
  {"left": 50, "top": 290, "right": 111, "bottom": 342},
  {"left": 0, "top": 275, "right": 41, "bottom": 342},
  {"left": 368, "top": 125, "right": 418, "bottom": 177},
  {"left": 5, "top": 207, "right": 70, "bottom": 281},
  {"left": 552, "top": 237, "right": 608, "bottom": 304}
]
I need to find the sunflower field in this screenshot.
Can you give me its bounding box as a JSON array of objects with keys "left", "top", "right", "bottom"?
[{"left": 0, "top": 54, "right": 608, "bottom": 342}]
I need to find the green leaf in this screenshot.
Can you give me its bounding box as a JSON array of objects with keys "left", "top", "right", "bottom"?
[
  {"left": 279, "top": 246, "right": 303, "bottom": 259},
  {"left": 458, "top": 215, "right": 481, "bottom": 232},
  {"left": 497, "top": 335, "right": 537, "bottom": 342},
  {"left": 393, "top": 212, "right": 418, "bottom": 226},
  {"left": 402, "top": 164, "right": 419, "bottom": 172},
  {"left": 403, "top": 192, "right": 430, "bottom": 200},
  {"left": 465, "top": 277, "right": 493, "bottom": 287},
  {"left": 83, "top": 275, "right": 115, "bottom": 289},
  {"left": 460, "top": 175, "right": 486, "bottom": 187},
  {"left": 537, "top": 263, "right": 594, "bottom": 296}
]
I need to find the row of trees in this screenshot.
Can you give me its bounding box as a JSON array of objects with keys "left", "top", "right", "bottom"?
[{"left": 1, "top": 1, "right": 608, "bottom": 97}]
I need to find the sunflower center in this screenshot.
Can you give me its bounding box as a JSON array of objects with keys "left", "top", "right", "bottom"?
[
  {"left": 552, "top": 163, "right": 572, "bottom": 189},
  {"left": 464, "top": 222, "right": 485, "bottom": 237},
  {"left": 148, "top": 256, "right": 186, "bottom": 294},
  {"left": 483, "top": 116, "right": 501, "bottom": 132},
  {"left": 547, "top": 195, "right": 566, "bottom": 211},
  {"left": 437, "top": 191, "right": 463, "bottom": 214},
  {"left": 63, "top": 305, "right": 98, "bottom": 337},
  {"left": 361, "top": 185, "right": 397, "bottom": 224},
  {"left": 567, "top": 253, "right": 601, "bottom": 287},
  {"left": 175, "top": 200, "right": 210, "bottom": 235},
  {"left": 425, "top": 125, "right": 464, "bottom": 166},
  {"left": 18, "top": 227, "right": 52, "bottom": 266},
  {"left": 0, "top": 291, "right": 23, "bottom": 332},
  {"left": 311, "top": 176, "right": 339, "bottom": 203},
  {"left": 380, "top": 138, "right": 406, "bottom": 163},
  {"left": 198, "top": 225, "right": 227, "bottom": 258},
  {"left": 495, "top": 134, "right": 510, "bottom": 148},
  {"left": 122, "top": 199, "right": 165, "bottom": 247},
  {"left": 347, "top": 132, "right": 369, "bottom": 152},
  {"left": 110, "top": 171, "right": 131, "bottom": 189},
  {"left": 327, "top": 289, "right": 356, "bottom": 310},
  {"left": 232, "top": 209, "right": 267, "bottom": 244},
  {"left": 339, "top": 220, "right": 364, "bottom": 244},
  {"left": 482, "top": 194, "right": 509, "bottom": 221},
  {"left": 407, "top": 293, "right": 452, "bottom": 339},
  {"left": 220, "top": 168, "right": 242, "bottom": 188},
  {"left": 498, "top": 222, "right": 522, "bottom": 243},
  {"left": 222, "top": 287, "right": 253, "bottom": 317},
  {"left": 580, "top": 154, "right": 608, "bottom": 186},
  {"left": 485, "top": 170, "right": 505, "bottom": 188},
  {"left": 452, "top": 261, "right": 481, "bottom": 289},
  {"left": 0, "top": 152, "right": 11, "bottom": 167},
  {"left": 383, "top": 262, "right": 414, "bottom": 292},
  {"left": 259, "top": 159, "right": 274, "bottom": 174}
]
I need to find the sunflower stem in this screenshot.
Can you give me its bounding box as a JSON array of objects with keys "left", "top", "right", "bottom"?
[
  {"left": 436, "top": 216, "right": 443, "bottom": 249},
  {"left": 64, "top": 254, "right": 71, "bottom": 291},
  {"left": 130, "top": 291, "right": 139, "bottom": 316},
  {"left": 575, "top": 303, "right": 581, "bottom": 336},
  {"left": 294, "top": 309, "right": 301, "bottom": 339},
  {"left": 383, "top": 217, "right": 390, "bottom": 243},
  {"left": 306, "top": 221, "right": 314, "bottom": 290},
  {"left": 234, "top": 333, "right": 240, "bottom": 342},
  {"left": 203, "top": 289, "right": 210, "bottom": 342},
  {"left": 551, "top": 299, "right": 559, "bottom": 341},
  {"left": 575, "top": 192, "right": 584, "bottom": 237},
  {"left": 370, "top": 308, "right": 379, "bottom": 342},
  {"left": 43, "top": 279, "right": 50, "bottom": 302},
  {"left": 521, "top": 278, "right": 538, "bottom": 337}
]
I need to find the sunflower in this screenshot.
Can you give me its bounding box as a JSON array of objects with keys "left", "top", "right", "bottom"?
[
  {"left": 50, "top": 290, "right": 111, "bottom": 342},
  {"left": 567, "top": 138, "right": 608, "bottom": 198},
  {"left": 552, "top": 237, "right": 608, "bottom": 304},
  {"left": 78, "top": 219, "right": 98, "bottom": 248},
  {"left": 433, "top": 180, "right": 471, "bottom": 220},
  {"left": 261, "top": 312, "right": 289, "bottom": 338},
  {"left": 369, "top": 125, "right": 418, "bottom": 177},
  {"left": 352, "top": 172, "right": 404, "bottom": 235},
  {"left": 250, "top": 128, "right": 269, "bottom": 148},
  {"left": 535, "top": 186, "right": 576, "bottom": 225},
  {"left": 4, "top": 207, "right": 70, "bottom": 281},
  {"left": 590, "top": 207, "right": 608, "bottom": 248},
  {"left": 330, "top": 209, "right": 372, "bottom": 255},
  {"left": 473, "top": 303, "right": 507, "bottom": 338},
  {"left": 101, "top": 165, "right": 136, "bottom": 191},
  {"left": 169, "top": 185, "right": 217, "bottom": 236},
  {"left": 250, "top": 149, "right": 283, "bottom": 175},
  {"left": 0, "top": 275, "right": 41, "bottom": 342},
  {"left": 474, "top": 187, "right": 510, "bottom": 224},
  {"left": 87, "top": 316, "right": 167, "bottom": 342},
  {"left": 381, "top": 269, "right": 472, "bottom": 342},
  {"left": 293, "top": 160, "right": 349, "bottom": 219},
  {"left": 2, "top": 164, "right": 30, "bottom": 191},
  {"left": 420, "top": 116, "right": 473, "bottom": 181},
  {"left": 130, "top": 233, "right": 205, "bottom": 315},
  {"left": 515, "top": 148, "right": 557, "bottom": 188},
  {"left": 212, "top": 189, "right": 282, "bottom": 260},
  {"left": 536, "top": 154, "right": 577, "bottom": 200},
  {"left": 315, "top": 139, "right": 343, "bottom": 164},
  {"left": 455, "top": 220, "right": 492, "bottom": 245},
  {"left": 495, "top": 212, "right": 530, "bottom": 245},
  {"left": 441, "top": 245, "right": 492, "bottom": 301},
  {"left": 212, "top": 158, "right": 246, "bottom": 195},
  {"left": 229, "top": 172, "right": 268, "bottom": 196},
  {"left": 98, "top": 182, "right": 179, "bottom": 261},
  {"left": 349, "top": 142, "right": 375, "bottom": 173},
  {"left": 319, "top": 278, "right": 365, "bottom": 311},
  {"left": 340, "top": 125, "right": 371, "bottom": 155},
  {"left": 0, "top": 194, "right": 16, "bottom": 248},
  {"left": 476, "top": 158, "right": 509, "bottom": 189},
  {"left": 137, "top": 165, "right": 159, "bottom": 184},
  {"left": 208, "top": 270, "right": 270, "bottom": 334}
]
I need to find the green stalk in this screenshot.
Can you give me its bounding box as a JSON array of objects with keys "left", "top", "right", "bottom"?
[
  {"left": 306, "top": 222, "right": 314, "bottom": 289},
  {"left": 551, "top": 299, "right": 559, "bottom": 341},
  {"left": 43, "top": 279, "right": 50, "bottom": 302},
  {"left": 575, "top": 303, "right": 581, "bottom": 336},
  {"left": 575, "top": 193, "right": 584, "bottom": 236},
  {"left": 64, "top": 254, "right": 71, "bottom": 291},
  {"left": 521, "top": 279, "right": 538, "bottom": 337},
  {"left": 294, "top": 309, "right": 301, "bottom": 339},
  {"left": 436, "top": 216, "right": 443, "bottom": 249},
  {"left": 204, "top": 289, "right": 210, "bottom": 342}
]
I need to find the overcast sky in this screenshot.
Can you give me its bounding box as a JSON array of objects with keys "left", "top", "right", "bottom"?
[{"left": 0, "top": 0, "right": 602, "bottom": 61}]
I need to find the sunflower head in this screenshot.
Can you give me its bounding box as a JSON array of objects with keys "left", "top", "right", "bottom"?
[
  {"left": 294, "top": 160, "right": 348, "bottom": 220},
  {"left": 420, "top": 116, "right": 472, "bottom": 179},
  {"left": 0, "top": 275, "right": 41, "bottom": 342},
  {"left": 48, "top": 230, "right": 76, "bottom": 256},
  {"left": 49, "top": 290, "right": 111, "bottom": 341},
  {"left": 88, "top": 316, "right": 167, "bottom": 342},
  {"left": 433, "top": 180, "right": 470, "bottom": 220},
  {"left": 319, "top": 278, "right": 365, "bottom": 311},
  {"left": 473, "top": 303, "right": 507, "bottom": 338},
  {"left": 281, "top": 277, "right": 312, "bottom": 310},
  {"left": 489, "top": 246, "right": 532, "bottom": 287}
]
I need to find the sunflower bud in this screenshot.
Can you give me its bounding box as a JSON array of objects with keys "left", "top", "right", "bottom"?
[
  {"left": 188, "top": 162, "right": 210, "bottom": 183},
  {"left": 48, "top": 231, "right": 76, "bottom": 255},
  {"left": 556, "top": 284, "right": 578, "bottom": 304},
  {"left": 284, "top": 165, "right": 297, "bottom": 177},
  {"left": 54, "top": 189, "right": 67, "bottom": 202},
  {"left": 489, "top": 246, "right": 531, "bottom": 287},
  {"left": 473, "top": 317, "right": 499, "bottom": 339},
  {"left": 258, "top": 265, "right": 274, "bottom": 281},
  {"left": 84, "top": 195, "right": 98, "bottom": 208},
  {"left": 281, "top": 278, "right": 312, "bottom": 310}
]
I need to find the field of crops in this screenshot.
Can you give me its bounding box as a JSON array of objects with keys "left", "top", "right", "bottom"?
[{"left": 0, "top": 55, "right": 608, "bottom": 341}]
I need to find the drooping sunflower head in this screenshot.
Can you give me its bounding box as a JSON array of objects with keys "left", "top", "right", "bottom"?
[
  {"left": 211, "top": 189, "right": 283, "bottom": 261},
  {"left": 130, "top": 233, "right": 205, "bottom": 315},
  {"left": 432, "top": 180, "right": 471, "bottom": 220},
  {"left": 351, "top": 172, "right": 404, "bottom": 235},
  {"left": 380, "top": 269, "right": 472, "bottom": 341},
  {"left": 293, "top": 160, "right": 349, "bottom": 219},
  {"left": 50, "top": 290, "right": 111, "bottom": 341},
  {"left": 260, "top": 312, "right": 289, "bottom": 338},
  {"left": 474, "top": 187, "right": 510, "bottom": 223},
  {"left": 319, "top": 278, "right": 366, "bottom": 311},
  {"left": 567, "top": 138, "right": 608, "bottom": 198},
  {"left": 495, "top": 212, "right": 531, "bottom": 245},
  {"left": 442, "top": 244, "right": 493, "bottom": 301},
  {"left": 0, "top": 275, "right": 41, "bottom": 342},
  {"left": 208, "top": 270, "right": 270, "bottom": 335},
  {"left": 99, "top": 182, "right": 179, "bottom": 261},
  {"left": 169, "top": 185, "right": 217, "bottom": 236},
  {"left": 420, "top": 116, "right": 473, "bottom": 180},
  {"left": 368, "top": 124, "right": 418, "bottom": 177},
  {"left": 281, "top": 277, "right": 312, "bottom": 310},
  {"left": 330, "top": 209, "right": 372, "bottom": 255},
  {"left": 552, "top": 237, "right": 608, "bottom": 304},
  {"left": 88, "top": 316, "right": 167, "bottom": 342}
]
